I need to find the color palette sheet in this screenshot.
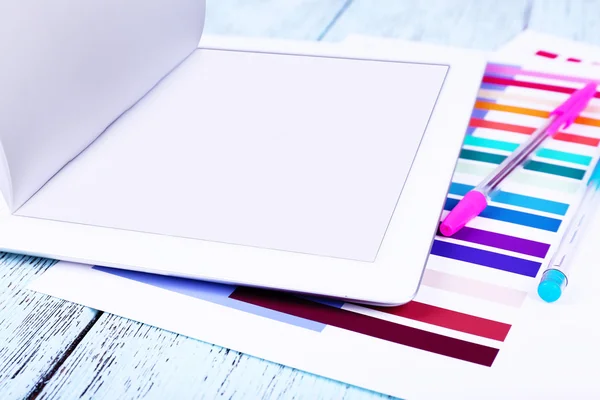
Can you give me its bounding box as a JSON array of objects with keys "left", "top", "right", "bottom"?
[{"left": 29, "top": 44, "right": 600, "bottom": 399}]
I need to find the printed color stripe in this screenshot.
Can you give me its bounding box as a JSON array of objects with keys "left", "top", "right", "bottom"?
[
  {"left": 444, "top": 198, "right": 561, "bottom": 232},
  {"left": 535, "top": 50, "right": 558, "bottom": 59},
  {"left": 463, "top": 135, "right": 591, "bottom": 166},
  {"left": 421, "top": 269, "right": 527, "bottom": 308},
  {"left": 477, "top": 89, "right": 600, "bottom": 115},
  {"left": 470, "top": 117, "right": 600, "bottom": 146},
  {"left": 454, "top": 162, "right": 581, "bottom": 194},
  {"left": 474, "top": 100, "right": 600, "bottom": 128},
  {"left": 449, "top": 182, "right": 569, "bottom": 215},
  {"left": 431, "top": 240, "right": 542, "bottom": 278},
  {"left": 482, "top": 75, "right": 600, "bottom": 99},
  {"left": 486, "top": 64, "right": 594, "bottom": 85},
  {"left": 439, "top": 225, "right": 550, "bottom": 258},
  {"left": 93, "top": 266, "right": 326, "bottom": 331},
  {"left": 367, "top": 301, "right": 512, "bottom": 341},
  {"left": 229, "top": 287, "right": 499, "bottom": 366},
  {"left": 460, "top": 149, "right": 586, "bottom": 180}
]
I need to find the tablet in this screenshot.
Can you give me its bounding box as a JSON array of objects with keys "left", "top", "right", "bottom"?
[{"left": 0, "top": 1, "right": 485, "bottom": 305}]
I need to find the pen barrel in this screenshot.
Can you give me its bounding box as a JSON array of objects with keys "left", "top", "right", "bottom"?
[
  {"left": 547, "top": 183, "right": 600, "bottom": 278},
  {"left": 475, "top": 117, "right": 555, "bottom": 195}
]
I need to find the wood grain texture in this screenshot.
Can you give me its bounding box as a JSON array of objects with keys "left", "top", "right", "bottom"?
[
  {"left": 0, "top": 253, "right": 98, "bottom": 399},
  {"left": 204, "top": 0, "right": 350, "bottom": 40},
  {"left": 322, "top": 0, "right": 531, "bottom": 50},
  {"left": 528, "top": 0, "right": 600, "bottom": 45},
  {"left": 35, "top": 314, "right": 392, "bottom": 400}
]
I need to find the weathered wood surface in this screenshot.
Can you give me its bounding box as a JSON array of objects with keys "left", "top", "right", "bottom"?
[
  {"left": 35, "top": 314, "right": 389, "bottom": 400},
  {"left": 0, "top": 254, "right": 98, "bottom": 399},
  {"left": 2, "top": 0, "right": 599, "bottom": 399},
  {"left": 322, "top": 0, "right": 532, "bottom": 50},
  {"left": 527, "top": 0, "right": 600, "bottom": 46}
]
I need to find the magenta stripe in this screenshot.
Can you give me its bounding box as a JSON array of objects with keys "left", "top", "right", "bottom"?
[
  {"left": 440, "top": 226, "right": 550, "bottom": 258},
  {"left": 486, "top": 64, "right": 600, "bottom": 85}
]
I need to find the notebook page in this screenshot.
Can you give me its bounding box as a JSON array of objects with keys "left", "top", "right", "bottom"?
[{"left": 0, "top": 0, "right": 205, "bottom": 211}]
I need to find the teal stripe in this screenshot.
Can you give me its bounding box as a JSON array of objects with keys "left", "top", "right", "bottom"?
[
  {"left": 449, "top": 182, "right": 569, "bottom": 215},
  {"left": 538, "top": 148, "right": 591, "bottom": 166},
  {"left": 463, "top": 136, "right": 592, "bottom": 166},
  {"left": 460, "top": 149, "right": 586, "bottom": 180},
  {"left": 454, "top": 162, "right": 581, "bottom": 194}
]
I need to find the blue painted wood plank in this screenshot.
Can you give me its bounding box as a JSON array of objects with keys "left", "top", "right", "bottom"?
[
  {"left": 0, "top": 254, "right": 98, "bottom": 399},
  {"left": 35, "top": 314, "right": 394, "bottom": 400},
  {"left": 204, "top": 0, "right": 350, "bottom": 40},
  {"left": 528, "top": 0, "right": 600, "bottom": 45},
  {"left": 321, "top": 0, "right": 531, "bottom": 50}
]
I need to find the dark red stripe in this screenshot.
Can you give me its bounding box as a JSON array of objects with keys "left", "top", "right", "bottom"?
[
  {"left": 367, "top": 301, "right": 511, "bottom": 341},
  {"left": 567, "top": 58, "right": 582, "bottom": 63},
  {"left": 536, "top": 50, "right": 558, "bottom": 59},
  {"left": 230, "top": 287, "right": 499, "bottom": 366},
  {"left": 469, "top": 117, "right": 600, "bottom": 146},
  {"left": 482, "top": 75, "right": 600, "bottom": 98}
]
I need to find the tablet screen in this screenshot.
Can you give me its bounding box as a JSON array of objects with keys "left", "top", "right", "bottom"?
[{"left": 17, "top": 48, "right": 448, "bottom": 262}]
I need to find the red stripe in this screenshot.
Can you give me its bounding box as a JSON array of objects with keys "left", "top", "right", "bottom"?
[
  {"left": 470, "top": 117, "right": 600, "bottom": 146},
  {"left": 367, "top": 301, "right": 511, "bottom": 341},
  {"left": 482, "top": 75, "right": 600, "bottom": 99},
  {"left": 567, "top": 58, "right": 582, "bottom": 63},
  {"left": 230, "top": 287, "right": 499, "bottom": 366},
  {"left": 536, "top": 50, "right": 558, "bottom": 59}
]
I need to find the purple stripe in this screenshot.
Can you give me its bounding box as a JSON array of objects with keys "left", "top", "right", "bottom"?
[
  {"left": 440, "top": 226, "right": 550, "bottom": 258},
  {"left": 431, "top": 241, "right": 542, "bottom": 277}
]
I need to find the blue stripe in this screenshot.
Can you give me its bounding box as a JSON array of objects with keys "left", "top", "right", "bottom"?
[
  {"left": 448, "top": 183, "right": 569, "bottom": 216},
  {"left": 92, "top": 266, "right": 326, "bottom": 332},
  {"left": 431, "top": 240, "right": 541, "bottom": 278},
  {"left": 471, "top": 108, "right": 489, "bottom": 120},
  {"left": 480, "top": 82, "right": 507, "bottom": 91},
  {"left": 444, "top": 198, "right": 562, "bottom": 232}
]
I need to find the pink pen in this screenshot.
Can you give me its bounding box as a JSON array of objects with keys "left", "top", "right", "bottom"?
[{"left": 440, "top": 81, "right": 598, "bottom": 237}]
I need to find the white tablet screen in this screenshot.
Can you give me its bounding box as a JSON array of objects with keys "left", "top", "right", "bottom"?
[{"left": 17, "top": 49, "right": 448, "bottom": 262}]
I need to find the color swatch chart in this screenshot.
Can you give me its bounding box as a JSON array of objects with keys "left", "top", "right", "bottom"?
[{"left": 94, "top": 62, "right": 600, "bottom": 368}]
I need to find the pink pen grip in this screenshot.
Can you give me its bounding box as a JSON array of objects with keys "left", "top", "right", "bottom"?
[{"left": 439, "top": 191, "right": 487, "bottom": 237}]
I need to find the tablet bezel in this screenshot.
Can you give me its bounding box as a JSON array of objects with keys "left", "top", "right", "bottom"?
[{"left": 0, "top": 36, "right": 485, "bottom": 305}]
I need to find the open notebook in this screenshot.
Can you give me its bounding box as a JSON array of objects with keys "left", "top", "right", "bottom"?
[{"left": 0, "top": 1, "right": 485, "bottom": 304}]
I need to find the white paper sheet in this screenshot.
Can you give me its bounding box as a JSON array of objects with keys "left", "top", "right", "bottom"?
[
  {"left": 0, "top": 0, "right": 205, "bottom": 211},
  {"left": 29, "top": 36, "right": 600, "bottom": 399}
]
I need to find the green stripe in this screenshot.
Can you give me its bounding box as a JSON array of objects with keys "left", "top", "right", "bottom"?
[
  {"left": 463, "top": 136, "right": 592, "bottom": 166},
  {"left": 454, "top": 161, "right": 581, "bottom": 194},
  {"left": 460, "top": 149, "right": 585, "bottom": 180}
]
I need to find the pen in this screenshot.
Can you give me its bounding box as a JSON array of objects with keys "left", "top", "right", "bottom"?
[
  {"left": 537, "top": 157, "right": 600, "bottom": 302},
  {"left": 440, "top": 82, "right": 598, "bottom": 237}
]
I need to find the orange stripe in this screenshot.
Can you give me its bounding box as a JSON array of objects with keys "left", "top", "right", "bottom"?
[
  {"left": 469, "top": 118, "right": 600, "bottom": 146},
  {"left": 475, "top": 100, "right": 600, "bottom": 127}
]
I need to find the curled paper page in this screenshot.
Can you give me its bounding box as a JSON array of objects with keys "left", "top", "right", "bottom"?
[{"left": 0, "top": 0, "right": 205, "bottom": 211}]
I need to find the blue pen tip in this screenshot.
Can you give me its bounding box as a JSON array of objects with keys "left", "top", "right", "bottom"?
[{"left": 538, "top": 269, "right": 567, "bottom": 303}]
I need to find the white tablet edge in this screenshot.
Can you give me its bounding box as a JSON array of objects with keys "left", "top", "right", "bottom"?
[{"left": 0, "top": 36, "right": 485, "bottom": 305}]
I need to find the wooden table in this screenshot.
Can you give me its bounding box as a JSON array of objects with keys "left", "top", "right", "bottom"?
[{"left": 2, "top": 1, "right": 600, "bottom": 398}]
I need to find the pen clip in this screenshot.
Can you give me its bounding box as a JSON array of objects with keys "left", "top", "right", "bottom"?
[{"left": 549, "top": 82, "right": 597, "bottom": 130}]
